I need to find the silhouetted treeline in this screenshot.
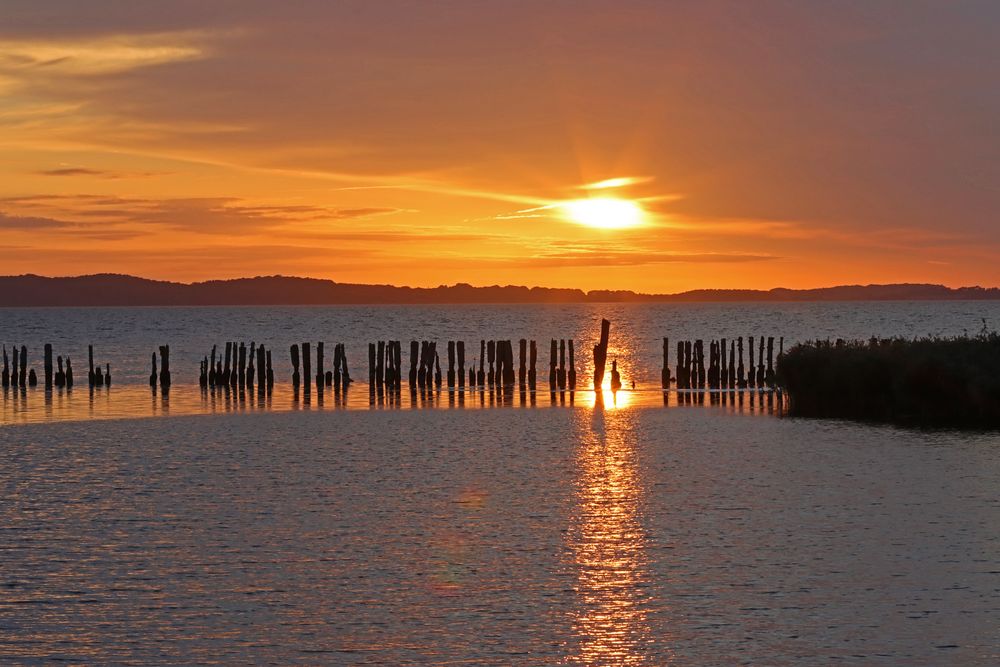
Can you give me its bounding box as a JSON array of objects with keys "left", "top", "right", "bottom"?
[
  {"left": 778, "top": 332, "right": 1000, "bottom": 427},
  {"left": 0, "top": 274, "right": 998, "bottom": 307}
]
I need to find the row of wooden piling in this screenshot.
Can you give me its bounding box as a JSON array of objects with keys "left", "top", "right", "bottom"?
[
  {"left": 366, "top": 337, "right": 585, "bottom": 393},
  {"left": 290, "top": 342, "right": 351, "bottom": 392},
  {"left": 662, "top": 335, "right": 783, "bottom": 390},
  {"left": 2, "top": 344, "right": 111, "bottom": 389},
  {"left": 199, "top": 341, "right": 275, "bottom": 394}
]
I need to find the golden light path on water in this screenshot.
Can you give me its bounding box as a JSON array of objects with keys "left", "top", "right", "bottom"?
[{"left": 566, "top": 404, "right": 667, "bottom": 665}]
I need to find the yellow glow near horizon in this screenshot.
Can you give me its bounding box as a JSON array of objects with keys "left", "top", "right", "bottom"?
[{"left": 563, "top": 198, "right": 644, "bottom": 230}]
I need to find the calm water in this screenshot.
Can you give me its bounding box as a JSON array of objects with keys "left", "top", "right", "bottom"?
[{"left": 1, "top": 303, "right": 999, "bottom": 664}]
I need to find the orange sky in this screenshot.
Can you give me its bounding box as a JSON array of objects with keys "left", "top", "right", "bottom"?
[{"left": 1, "top": 2, "right": 997, "bottom": 292}]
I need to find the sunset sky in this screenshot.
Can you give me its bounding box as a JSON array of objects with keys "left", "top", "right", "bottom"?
[{"left": 1, "top": 1, "right": 997, "bottom": 292}]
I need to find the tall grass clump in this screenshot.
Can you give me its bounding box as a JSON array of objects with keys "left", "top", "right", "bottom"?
[{"left": 777, "top": 328, "right": 1000, "bottom": 427}]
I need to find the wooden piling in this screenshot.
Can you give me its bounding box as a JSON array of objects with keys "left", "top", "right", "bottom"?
[
  {"left": 486, "top": 340, "right": 495, "bottom": 387},
  {"left": 159, "top": 345, "right": 171, "bottom": 389},
  {"left": 737, "top": 337, "right": 746, "bottom": 388},
  {"left": 257, "top": 344, "right": 266, "bottom": 395},
  {"left": 302, "top": 343, "right": 312, "bottom": 394},
  {"left": 223, "top": 342, "right": 232, "bottom": 386},
  {"left": 44, "top": 343, "right": 53, "bottom": 389},
  {"left": 87, "top": 345, "right": 95, "bottom": 387},
  {"left": 448, "top": 340, "right": 455, "bottom": 389},
  {"left": 266, "top": 348, "right": 274, "bottom": 391},
  {"left": 28, "top": 368, "right": 37, "bottom": 387},
  {"left": 558, "top": 339, "right": 566, "bottom": 390},
  {"left": 765, "top": 336, "right": 775, "bottom": 387},
  {"left": 316, "top": 341, "right": 325, "bottom": 390},
  {"left": 593, "top": 319, "right": 610, "bottom": 391},
  {"left": 55, "top": 356, "right": 65, "bottom": 388},
  {"left": 757, "top": 336, "right": 766, "bottom": 387},
  {"left": 729, "top": 340, "right": 736, "bottom": 387},
  {"left": 19, "top": 346, "right": 27, "bottom": 387},
  {"left": 291, "top": 344, "right": 300, "bottom": 389},
  {"left": 549, "top": 339, "right": 557, "bottom": 390},
  {"left": 569, "top": 340, "right": 577, "bottom": 390},
  {"left": 149, "top": 352, "right": 157, "bottom": 387},
  {"left": 1, "top": 346, "right": 8, "bottom": 388},
  {"left": 477, "top": 340, "right": 485, "bottom": 386},
  {"left": 65, "top": 357, "right": 73, "bottom": 388},
  {"left": 528, "top": 340, "right": 537, "bottom": 390},
  {"left": 238, "top": 343, "right": 246, "bottom": 387}
]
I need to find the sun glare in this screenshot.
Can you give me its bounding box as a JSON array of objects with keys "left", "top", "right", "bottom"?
[{"left": 563, "top": 198, "right": 644, "bottom": 230}]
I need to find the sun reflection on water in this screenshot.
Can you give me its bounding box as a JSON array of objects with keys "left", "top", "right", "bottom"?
[{"left": 567, "top": 407, "right": 664, "bottom": 665}]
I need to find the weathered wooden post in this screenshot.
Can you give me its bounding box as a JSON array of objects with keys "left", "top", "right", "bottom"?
[
  {"left": 159, "top": 345, "right": 171, "bottom": 389},
  {"left": 477, "top": 341, "right": 485, "bottom": 386},
  {"left": 200, "top": 357, "right": 208, "bottom": 388},
  {"left": 720, "top": 338, "right": 728, "bottom": 388},
  {"left": 529, "top": 340, "right": 537, "bottom": 390},
  {"left": 149, "top": 352, "right": 157, "bottom": 387},
  {"left": 302, "top": 342, "right": 312, "bottom": 395},
  {"left": 569, "top": 340, "right": 577, "bottom": 390},
  {"left": 290, "top": 344, "right": 301, "bottom": 389},
  {"left": 55, "top": 356, "right": 65, "bottom": 387},
  {"left": 44, "top": 343, "right": 53, "bottom": 389},
  {"left": 65, "top": 357, "right": 73, "bottom": 388},
  {"left": 266, "top": 348, "right": 274, "bottom": 391},
  {"left": 208, "top": 345, "right": 217, "bottom": 386},
  {"left": 368, "top": 342, "right": 377, "bottom": 389},
  {"left": 377, "top": 340, "right": 386, "bottom": 390},
  {"left": 457, "top": 341, "right": 465, "bottom": 390},
  {"left": 729, "top": 340, "right": 736, "bottom": 387},
  {"left": 684, "top": 340, "right": 692, "bottom": 389},
  {"left": 19, "top": 346, "right": 27, "bottom": 387},
  {"left": 222, "top": 342, "right": 232, "bottom": 386},
  {"left": 694, "top": 340, "right": 705, "bottom": 388},
  {"left": 547, "top": 339, "right": 556, "bottom": 390},
  {"left": 593, "top": 319, "right": 610, "bottom": 390},
  {"left": 230, "top": 342, "right": 239, "bottom": 389},
  {"left": 747, "top": 336, "right": 756, "bottom": 388},
  {"left": 737, "top": 337, "right": 746, "bottom": 388},
  {"left": 247, "top": 342, "right": 255, "bottom": 389},
  {"left": 342, "top": 342, "right": 351, "bottom": 388},
  {"left": 661, "top": 338, "right": 670, "bottom": 389},
  {"left": 447, "top": 341, "right": 456, "bottom": 388},
  {"left": 28, "top": 368, "right": 38, "bottom": 387},
  {"left": 765, "top": 336, "right": 775, "bottom": 387},
  {"left": 486, "top": 340, "right": 495, "bottom": 387},
  {"left": 10, "top": 345, "right": 18, "bottom": 388},
  {"left": 558, "top": 339, "right": 566, "bottom": 390},
  {"left": 237, "top": 343, "right": 246, "bottom": 387},
  {"left": 757, "top": 336, "right": 765, "bottom": 387},
  {"left": 1, "top": 346, "right": 8, "bottom": 388},
  {"left": 675, "top": 341, "right": 684, "bottom": 388},
  {"left": 257, "top": 344, "right": 266, "bottom": 396}
]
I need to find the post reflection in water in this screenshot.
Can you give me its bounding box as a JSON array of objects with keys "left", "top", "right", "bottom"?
[{"left": 567, "top": 405, "right": 665, "bottom": 665}]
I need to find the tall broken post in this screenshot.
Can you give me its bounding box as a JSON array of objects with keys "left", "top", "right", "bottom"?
[
  {"left": 457, "top": 341, "right": 466, "bottom": 390},
  {"left": 593, "top": 319, "right": 610, "bottom": 391}
]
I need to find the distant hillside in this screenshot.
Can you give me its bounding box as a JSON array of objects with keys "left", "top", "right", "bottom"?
[{"left": 0, "top": 274, "right": 997, "bottom": 306}]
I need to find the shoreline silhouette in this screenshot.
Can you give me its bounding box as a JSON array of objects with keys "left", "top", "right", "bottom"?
[{"left": 1, "top": 273, "right": 998, "bottom": 307}]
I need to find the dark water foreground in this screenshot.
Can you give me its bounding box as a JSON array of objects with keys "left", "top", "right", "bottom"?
[{"left": 1, "top": 408, "right": 997, "bottom": 665}]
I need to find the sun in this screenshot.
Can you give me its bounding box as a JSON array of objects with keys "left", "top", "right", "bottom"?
[{"left": 562, "top": 197, "right": 644, "bottom": 229}]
